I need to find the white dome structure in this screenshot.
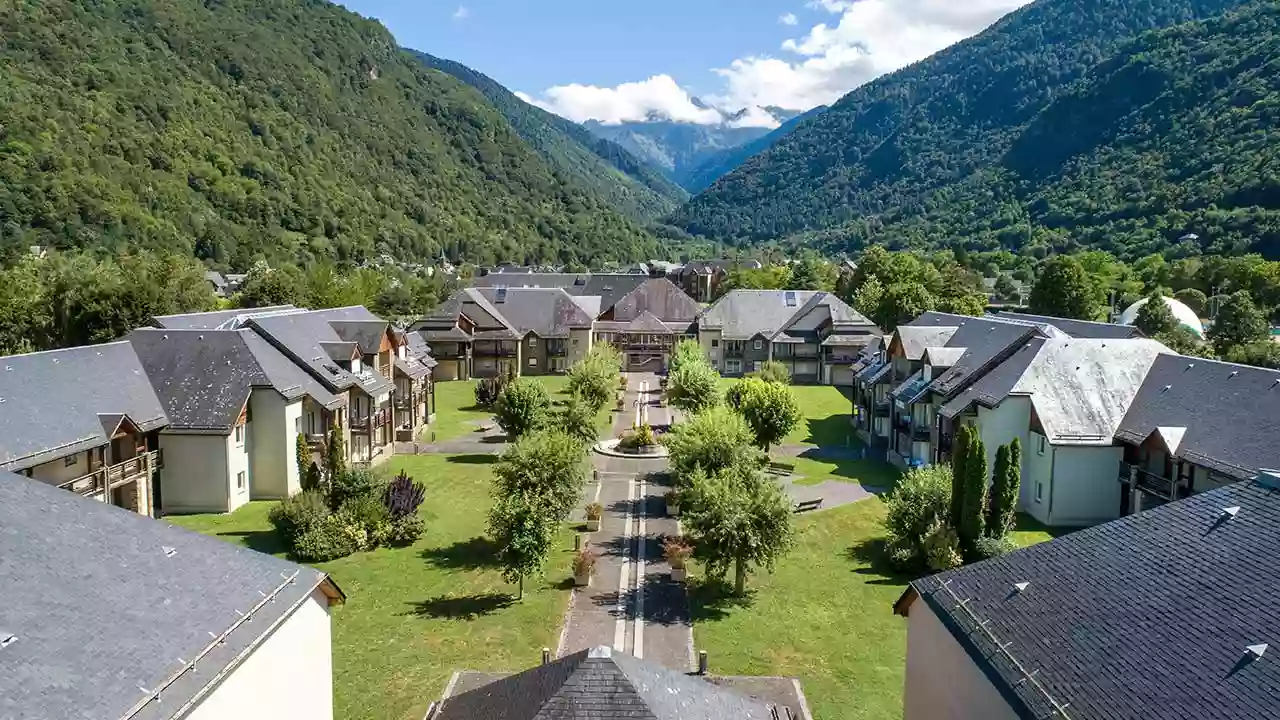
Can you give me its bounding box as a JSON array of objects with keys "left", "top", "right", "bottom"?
[{"left": 1118, "top": 296, "right": 1204, "bottom": 337}]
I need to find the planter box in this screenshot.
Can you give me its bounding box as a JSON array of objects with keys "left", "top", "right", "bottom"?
[
  {"left": 574, "top": 573, "right": 592, "bottom": 588},
  {"left": 666, "top": 503, "right": 679, "bottom": 518},
  {"left": 670, "top": 567, "right": 687, "bottom": 582},
  {"left": 585, "top": 518, "right": 601, "bottom": 532}
]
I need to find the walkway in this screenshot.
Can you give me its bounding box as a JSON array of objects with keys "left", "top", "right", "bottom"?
[{"left": 559, "top": 373, "right": 693, "bottom": 671}]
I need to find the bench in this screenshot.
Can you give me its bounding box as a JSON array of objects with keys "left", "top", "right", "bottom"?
[
  {"left": 793, "top": 498, "right": 824, "bottom": 513},
  {"left": 766, "top": 461, "right": 796, "bottom": 476}
]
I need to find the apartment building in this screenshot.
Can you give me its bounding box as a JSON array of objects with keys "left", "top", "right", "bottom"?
[
  {"left": 699, "top": 289, "right": 880, "bottom": 384},
  {"left": 0, "top": 342, "right": 167, "bottom": 516}
]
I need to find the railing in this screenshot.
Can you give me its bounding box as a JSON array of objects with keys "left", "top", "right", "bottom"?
[
  {"left": 349, "top": 407, "right": 391, "bottom": 431},
  {"left": 305, "top": 433, "right": 326, "bottom": 451},
  {"left": 474, "top": 344, "right": 517, "bottom": 357},
  {"left": 1118, "top": 461, "right": 1178, "bottom": 501},
  {"left": 873, "top": 399, "right": 891, "bottom": 415},
  {"left": 394, "top": 397, "right": 414, "bottom": 410},
  {"left": 61, "top": 450, "right": 161, "bottom": 497}
]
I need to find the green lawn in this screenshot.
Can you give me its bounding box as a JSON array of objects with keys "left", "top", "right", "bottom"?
[
  {"left": 787, "top": 453, "right": 901, "bottom": 489},
  {"left": 170, "top": 454, "right": 574, "bottom": 720},
  {"left": 690, "top": 499, "right": 910, "bottom": 720},
  {"left": 428, "top": 376, "right": 574, "bottom": 442},
  {"left": 719, "top": 378, "right": 854, "bottom": 447}
]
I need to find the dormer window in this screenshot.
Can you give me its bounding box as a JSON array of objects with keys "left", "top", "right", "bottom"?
[{"left": 352, "top": 356, "right": 362, "bottom": 374}]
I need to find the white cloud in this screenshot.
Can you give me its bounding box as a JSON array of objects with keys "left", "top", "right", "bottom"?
[
  {"left": 452, "top": 5, "right": 469, "bottom": 20},
  {"left": 522, "top": 0, "right": 1030, "bottom": 125}
]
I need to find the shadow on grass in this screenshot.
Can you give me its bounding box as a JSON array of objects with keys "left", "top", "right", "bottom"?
[
  {"left": 846, "top": 537, "right": 919, "bottom": 587},
  {"left": 800, "top": 413, "right": 857, "bottom": 447},
  {"left": 687, "top": 576, "right": 755, "bottom": 623},
  {"left": 421, "top": 536, "right": 503, "bottom": 569},
  {"left": 1014, "top": 513, "right": 1073, "bottom": 540},
  {"left": 447, "top": 453, "right": 498, "bottom": 465},
  {"left": 221, "top": 529, "right": 288, "bottom": 556},
  {"left": 407, "top": 592, "right": 514, "bottom": 620},
  {"left": 479, "top": 434, "right": 511, "bottom": 445}
]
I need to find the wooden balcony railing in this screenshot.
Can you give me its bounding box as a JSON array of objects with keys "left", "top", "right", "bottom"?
[
  {"left": 349, "top": 408, "right": 391, "bottom": 432},
  {"left": 61, "top": 450, "right": 161, "bottom": 497},
  {"left": 1118, "top": 462, "right": 1178, "bottom": 501}
]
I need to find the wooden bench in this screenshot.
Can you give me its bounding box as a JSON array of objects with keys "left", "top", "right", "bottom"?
[
  {"left": 766, "top": 461, "right": 796, "bottom": 476},
  {"left": 793, "top": 498, "right": 824, "bottom": 513}
]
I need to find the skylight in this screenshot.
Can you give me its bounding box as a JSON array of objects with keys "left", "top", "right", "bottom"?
[{"left": 785, "top": 291, "right": 797, "bottom": 307}]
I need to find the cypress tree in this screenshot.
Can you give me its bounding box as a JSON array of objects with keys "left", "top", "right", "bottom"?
[
  {"left": 959, "top": 433, "right": 988, "bottom": 554},
  {"left": 325, "top": 424, "right": 347, "bottom": 486},
  {"left": 998, "top": 438, "right": 1022, "bottom": 538},
  {"left": 949, "top": 425, "right": 971, "bottom": 529},
  {"left": 987, "top": 443, "right": 1011, "bottom": 537}
]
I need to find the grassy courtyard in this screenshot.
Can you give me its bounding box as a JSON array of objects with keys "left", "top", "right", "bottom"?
[
  {"left": 170, "top": 453, "right": 575, "bottom": 720},
  {"left": 719, "top": 378, "right": 856, "bottom": 447},
  {"left": 428, "top": 376, "right": 574, "bottom": 442}
]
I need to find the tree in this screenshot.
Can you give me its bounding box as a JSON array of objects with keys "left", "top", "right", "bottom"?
[
  {"left": 1133, "top": 294, "right": 1179, "bottom": 336},
  {"left": 1173, "top": 287, "right": 1208, "bottom": 316},
  {"left": 949, "top": 426, "right": 972, "bottom": 529},
  {"left": 324, "top": 424, "right": 346, "bottom": 487},
  {"left": 748, "top": 360, "right": 791, "bottom": 385},
  {"left": 1209, "top": 291, "right": 1269, "bottom": 356},
  {"left": 850, "top": 276, "right": 884, "bottom": 321},
  {"left": 985, "top": 439, "right": 1021, "bottom": 539},
  {"left": 872, "top": 282, "right": 937, "bottom": 331},
  {"left": 959, "top": 434, "right": 988, "bottom": 556},
  {"left": 664, "top": 405, "right": 758, "bottom": 485},
  {"left": 787, "top": 254, "right": 836, "bottom": 291},
  {"left": 666, "top": 358, "right": 722, "bottom": 415},
  {"left": 1155, "top": 325, "right": 1213, "bottom": 357},
  {"left": 883, "top": 464, "right": 954, "bottom": 570},
  {"left": 488, "top": 493, "right": 555, "bottom": 600},
  {"left": 560, "top": 397, "right": 601, "bottom": 445},
  {"left": 1224, "top": 340, "right": 1280, "bottom": 370},
  {"left": 734, "top": 378, "right": 802, "bottom": 451},
  {"left": 683, "top": 464, "right": 794, "bottom": 595},
  {"left": 494, "top": 378, "right": 552, "bottom": 440},
  {"left": 1030, "top": 256, "right": 1103, "bottom": 320},
  {"left": 493, "top": 430, "right": 588, "bottom": 522},
  {"left": 993, "top": 274, "right": 1020, "bottom": 302},
  {"left": 295, "top": 433, "right": 312, "bottom": 487},
  {"left": 668, "top": 339, "right": 707, "bottom": 376},
  {"left": 566, "top": 345, "right": 618, "bottom": 413},
  {"left": 237, "top": 262, "right": 305, "bottom": 309}
]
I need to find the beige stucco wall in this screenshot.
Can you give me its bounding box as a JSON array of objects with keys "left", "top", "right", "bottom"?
[
  {"left": 29, "top": 451, "right": 91, "bottom": 486},
  {"left": 248, "top": 392, "right": 302, "bottom": 500},
  {"left": 905, "top": 599, "right": 1019, "bottom": 720},
  {"left": 1024, "top": 431, "right": 1054, "bottom": 524},
  {"left": 1048, "top": 444, "right": 1123, "bottom": 526},
  {"left": 182, "top": 588, "right": 334, "bottom": 720},
  {"left": 976, "top": 398, "right": 1031, "bottom": 490},
  {"left": 568, "top": 328, "right": 593, "bottom": 365},
  {"left": 158, "top": 433, "right": 236, "bottom": 514},
  {"left": 697, "top": 329, "right": 722, "bottom": 370}
]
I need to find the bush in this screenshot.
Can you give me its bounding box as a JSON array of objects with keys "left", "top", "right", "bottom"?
[
  {"left": 293, "top": 515, "right": 360, "bottom": 562},
  {"left": 338, "top": 495, "right": 393, "bottom": 550},
  {"left": 584, "top": 502, "right": 604, "bottom": 521},
  {"left": 924, "top": 522, "right": 963, "bottom": 571},
  {"left": 383, "top": 470, "right": 426, "bottom": 519},
  {"left": 886, "top": 539, "right": 916, "bottom": 571},
  {"left": 572, "top": 548, "right": 599, "bottom": 576},
  {"left": 268, "top": 490, "right": 330, "bottom": 544},
  {"left": 386, "top": 514, "right": 426, "bottom": 546},
  {"left": 330, "top": 468, "right": 383, "bottom": 510},
  {"left": 974, "top": 535, "right": 1018, "bottom": 561},
  {"left": 883, "top": 464, "right": 953, "bottom": 568}
]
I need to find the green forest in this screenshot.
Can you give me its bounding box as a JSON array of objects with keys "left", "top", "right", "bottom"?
[
  {"left": 0, "top": 0, "right": 660, "bottom": 270},
  {"left": 672, "top": 0, "right": 1280, "bottom": 261}
]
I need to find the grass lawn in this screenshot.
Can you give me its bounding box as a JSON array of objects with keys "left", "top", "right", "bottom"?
[
  {"left": 719, "top": 378, "right": 854, "bottom": 447},
  {"left": 428, "top": 376, "right": 574, "bottom": 442},
  {"left": 689, "top": 499, "right": 910, "bottom": 720},
  {"left": 170, "top": 454, "right": 575, "bottom": 720},
  {"left": 787, "top": 453, "right": 900, "bottom": 490}
]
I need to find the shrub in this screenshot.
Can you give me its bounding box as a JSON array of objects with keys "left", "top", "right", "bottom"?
[
  {"left": 494, "top": 377, "right": 552, "bottom": 439},
  {"left": 572, "top": 548, "right": 599, "bottom": 576},
  {"left": 337, "top": 495, "right": 393, "bottom": 550},
  {"left": 883, "top": 464, "right": 953, "bottom": 568},
  {"left": 662, "top": 536, "right": 693, "bottom": 566},
  {"left": 748, "top": 360, "right": 790, "bottom": 385},
  {"left": 293, "top": 515, "right": 360, "bottom": 562},
  {"left": 584, "top": 502, "right": 604, "bottom": 521},
  {"left": 635, "top": 423, "right": 657, "bottom": 446},
  {"left": 383, "top": 470, "right": 426, "bottom": 519},
  {"left": 330, "top": 468, "right": 383, "bottom": 510},
  {"left": 924, "top": 522, "right": 963, "bottom": 571},
  {"left": 386, "top": 514, "right": 426, "bottom": 547},
  {"left": 886, "top": 539, "right": 916, "bottom": 571},
  {"left": 974, "top": 535, "right": 1018, "bottom": 561},
  {"left": 269, "top": 490, "right": 330, "bottom": 544}
]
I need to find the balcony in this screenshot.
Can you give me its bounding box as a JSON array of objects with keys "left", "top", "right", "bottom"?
[
  {"left": 1118, "top": 462, "right": 1178, "bottom": 501},
  {"left": 873, "top": 399, "right": 891, "bottom": 416},
  {"left": 474, "top": 343, "right": 517, "bottom": 358},
  {"left": 394, "top": 396, "right": 414, "bottom": 410},
  {"left": 350, "top": 408, "right": 392, "bottom": 432},
  {"left": 60, "top": 450, "right": 161, "bottom": 497}
]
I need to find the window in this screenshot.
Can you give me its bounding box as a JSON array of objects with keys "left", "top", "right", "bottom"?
[
  {"left": 753, "top": 338, "right": 763, "bottom": 350},
  {"left": 529, "top": 357, "right": 538, "bottom": 367},
  {"left": 295, "top": 416, "right": 302, "bottom": 434},
  {"left": 1035, "top": 482, "right": 1043, "bottom": 503},
  {"left": 572, "top": 338, "right": 580, "bottom": 346},
  {"left": 236, "top": 471, "right": 247, "bottom": 490},
  {"left": 352, "top": 357, "right": 362, "bottom": 374},
  {"left": 234, "top": 424, "right": 245, "bottom": 445},
  {"left": 725, "top": 359, "right": 742, "bottom": 375},
  {"left": 711, "top": 339, "right": 719, "bottom": 348},
  {"left": 528, "top": 337, "right": 537, "bottom": 347},
  {"left": 64, "top": 455, "right": 77, "bottom": 467},
  {"left": 1037, "top": 434, "right": 1046, "bottom": 455},
  {"left": 753, "top": 361, "right": 762, "bottom": 373}
]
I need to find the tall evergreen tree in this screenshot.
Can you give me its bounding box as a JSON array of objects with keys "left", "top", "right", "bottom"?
[
  {"left": 986, "top": 439, "right": 1022, "bottom": 539},
  {"left": 949, "top": 425, "right": 972, "bottom": 529},
  {"left": 1133, "top": 294, "right": 1179, "bottom": 336},
  {"left": 324, "top": 424, "right": 346, "bottom": 486},
  {"left": 959, "top": 434, "right": 988, "bottom": 555}
]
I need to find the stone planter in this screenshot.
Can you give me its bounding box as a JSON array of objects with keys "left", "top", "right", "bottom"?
[
  {"left": 666, "top": 502, "right": 679, "bottom": 518},
  {"left": 585, "top": 518, "right": 601, "bottom": 532},
  {"left": 670, "top": 567, "right": 687, "bottom": 582},
  {"left": 574, "top": 572, "right": 592, "bottom": 588}
]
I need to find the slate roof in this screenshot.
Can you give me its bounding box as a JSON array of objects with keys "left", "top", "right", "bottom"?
[
  {"left": 608, "top": 278, "right": 701, "bottom": 326},
  {"left": 1115, "top": 354, "right": 1280, "bottom": 480},
  {"left": 431, "top": 646, "right": 776, "bottom": 720},
  {"left": 204, "top": 270, "right": 227, "bottom": 290},
  {"left": 700, "top": 290, "right": 878, "bottom": 341},
  {"left": 897, "top": 476, "right": 1280, "bottom": 720},
  {"left": 308, "top": 305, "right": 386, "bottom": 322},
  {"left": 926, "top": 314, "right": 1050, "bottom": 400},
  {"left": 473, "top": 288, "right": 595, "bottom": 338},
  {"left": 893, "top": 325, "right": 959, "bottom": 360},
  {"left": 0, "top": 343, "right": 169, "bottom": 472},
  {"left": 246, "top": 312, "right": 393, "bottom": 397},
  {"left": 127, "top": 329, "right": 341, "bottom": 431},
  {"left": 470, "top": 273, "right": 648, "bottom": 315},
  {"left": 991, "top": 311, "right": 1144, "bottom": 339},
  {"left": 151, "top": 305, "right": 298, "bottom": 330},
  {"left": 0, "top": 471, "right": 343, "bottom": 720},
  {"left": 330, "top": 320, "right": 389, "bottom": 354}
]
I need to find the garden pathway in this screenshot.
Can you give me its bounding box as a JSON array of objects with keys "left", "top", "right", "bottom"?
[{"left": 558, "top": 372, "right": 694, "bottom": 671}]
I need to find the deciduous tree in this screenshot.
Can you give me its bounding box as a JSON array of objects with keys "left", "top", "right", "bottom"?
[
  {"left": 683, "top": 464, "right": 794, "bottom": 595},
  {"left": 1133, "top": 294, "right": 1179, "bottom": 336},
  {"left": 666, "top": 357, "right": 721, "bottom": 415},
  {"left": 488, "top": 493, "right": 555, "bottom": 600},
  {"left": 664, "top": 406, "right": 758, "bottom": 485},
  {"left": 1029, "top": 256, "right": 1103, "bottom": 320},
  {"left": 1209, "top": 290, "right": 1269, "bottom": 356},
  {"left": 493, "top": 430, "right": 588, "bottom": 522},
  {"left": 494, "top": 378, "right": 552, "bottom": 440},
  {"left": 734, "top": 378, "right": 802, "bottom": 451}
]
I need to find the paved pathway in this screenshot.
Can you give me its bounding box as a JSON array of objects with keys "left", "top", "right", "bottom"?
[{"left": 559, "top": 373, "right": 693, "bottom": 670}]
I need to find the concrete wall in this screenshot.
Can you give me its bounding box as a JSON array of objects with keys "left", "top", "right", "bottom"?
[
  {"left": 248, "top": 391, "right": 302, "bottom": 500},
  {"left": 29, "top": 451, "right": 91, "bottom": 486},
  {"left": 1048, "top": 444, "right": 1123, "bottom": 526},
  {"left": 158, "top": 433, "right": 237, "bottom": 514},
  {"left": 1024, "top": 431, "right": 1054, "bottom": 525},
  {"left": 904, "top": 600, "right": 1020, "bottom": 720},
  {"left": 183, "top": 588, "right": 334, "bottom": 720},
  {"left": 568, "top": 328, "right": 592, "bottom": 366},
  {"left": 698, "top": 329, "right": 722, "bottom": 370}
]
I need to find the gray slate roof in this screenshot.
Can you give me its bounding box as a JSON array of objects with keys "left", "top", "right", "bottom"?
[
  {"left": 127, "top": 329, "right": 341, "bottom": 430},
  {"left": 607, "top": 278, "right": 701, "bottom": 325},
  {"left": 894, "top": 325, "right": 959, "bottom": 360},
  {"left": 927, "top": 314, "right": 1050, "bottom": 399},
  {"left": 1116, "top": 354, "right": 1280, "bottom": 480},
  {"left": 899, "top": 476, "right": 1280, "bottom": 720},
  {"left": 151, "top": 305, "right": 297, "bottom": 330},
  {"left": 247, "top": 311, "right": 393, "bottom": 397},
  {"left": 330, "top": 320, "right": 389, "bottom": 354},
  {"left": 431, "top": 646, "right": 776, "bottom": 720},
  {"left": 0, "top": 471, "right": 342, "bottom": 720},
  {"left": 992, "top": 311, "right": 1144, "bottom": 339},
  {"left": 0, "top": 343, "right": 169, "bottom": 472},
  {"left": 700, "top": 290, "right": 877, "bottom": 341},
  {"left": 470, "top": 273, "right": 648, "bottom": 315},
  {"left": 473, "top": 288, "right": 595, "bottom": 338}
]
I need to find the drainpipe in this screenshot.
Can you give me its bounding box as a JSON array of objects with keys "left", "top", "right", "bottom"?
[
  {"left": 1128, "top": 463, "right": 1141, "bottom": 516},
  {"left": 1046, "top": 444, "right": 1056, "bottom": 523}
]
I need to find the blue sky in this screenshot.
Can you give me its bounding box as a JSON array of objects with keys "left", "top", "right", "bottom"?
[{"left": 338, "top": 0, "right": 1031, "bottom": 126}]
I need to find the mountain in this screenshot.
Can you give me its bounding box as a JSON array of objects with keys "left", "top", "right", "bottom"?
[
  {"left": 680, "top": 106, "right": 827, "bottom": 194},
  {"left": 671, "top": 0, "right": 1263, "bottom": 258},
  {"left": 0, "top": 0, "right": 659, "bottom": 269},
  {"left": 410, "top": 51, "right": 688, "bottom": 222},
  {"left": 584, "top": 106, "right": 800, "bottom": 190}
]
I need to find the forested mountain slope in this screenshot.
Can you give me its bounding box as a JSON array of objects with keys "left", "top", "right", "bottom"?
[
  {"left": 0, "top": 0, "right": 658, "bottom": 269},
  {"left": 672, "top": 0, "right": 1257, "bottom": 257},
  {"left": 410, "top": 50, "right": 688, "bottom": 221},
  {"left": 681, "top": 106, "right": 826, "bottom": 194}
]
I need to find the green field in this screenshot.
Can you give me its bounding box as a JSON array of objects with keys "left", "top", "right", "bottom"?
[{"left": 427, "top": 376, "right": 574, "bottom": 442}]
